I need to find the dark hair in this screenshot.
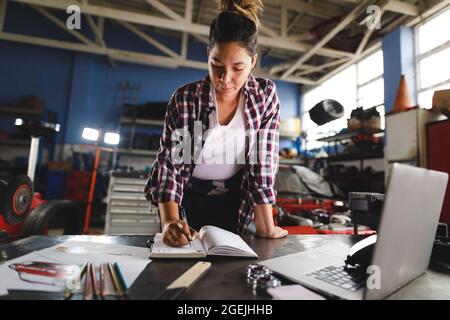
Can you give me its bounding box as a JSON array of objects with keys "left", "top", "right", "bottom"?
[{"left": 208, "top": 0, "right": 263, "bottom": 57}]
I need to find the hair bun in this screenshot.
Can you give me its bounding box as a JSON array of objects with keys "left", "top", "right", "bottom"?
[{"left": 219, "top": 0, "right": 263, "bottom": 27}]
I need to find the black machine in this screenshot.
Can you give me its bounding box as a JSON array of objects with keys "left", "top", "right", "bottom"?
[
  {"left": 349, "top": 192, "right": 384, "bottom": 234},
  {"left": 309, "top": 99, "right": 344, "bottom": 126}
]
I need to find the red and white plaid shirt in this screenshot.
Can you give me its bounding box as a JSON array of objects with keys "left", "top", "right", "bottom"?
[{"left": 144, "top": 73, "right": 280, "bottom": 233}]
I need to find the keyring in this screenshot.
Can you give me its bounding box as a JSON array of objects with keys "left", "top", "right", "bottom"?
[
  {"left": 250, "top": 274, "right": 281, "bottom": 292},
  {"left": 245, "top": 264, "right": 272, "bottom": 283},
  {"left": 245, "top": 264, "right": 281, "bottom": 293}
]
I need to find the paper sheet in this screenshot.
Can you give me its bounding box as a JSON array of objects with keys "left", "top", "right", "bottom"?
[
  {"left": 267, "top": 285, "right": 326, "bottom": 300},
  {"left": 0, "top": 251, "right": 72, "bottom": 294},
  {"left": 35, "top": 240, "right": 151, "bottom": 288},
  {"left": 0, "top": 240, "right": 151, "bottom": 294}
]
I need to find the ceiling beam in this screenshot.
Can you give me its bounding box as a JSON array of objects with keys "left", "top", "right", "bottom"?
[
  {"left": 316, "top": 42, "right": 381, "bottom": 85},
  {"left": 281, "top": 3, "right": 288, "bottom": 38},
  {"left": 85, "top": 14, "right": 106, "bottom": 47},
  {"left": 0, "top": 31, "right": 183, "bottom": 68},
  {"left": 0, "top": 0, "right": 6, "bottom": 32},
  {"left": 29, "top": 4, "right": 96, "bottom": 46},
  {"left": 407, "top": 0, "right": 450, "bottom": 27},
  {"left": 85, "top": 14, "right": 117, "bottom": 68},
  {"left": 356, "top": 0, "right": 389, "bottom": 56},
  {"left": 385, "top": 0, "right": 419, "bottom": 16},
  {"left": 259, "top": 24, "right": 279, "bottom": 38},
  {"left": 326, "top": 0, "right": 419, "bottom": 15},
  {"left": 265, "top": 0, "right": 344, "bottom": 19},
  {"left": 115, "top": 20, "right": 179, "bottom": 58},
  {"left": 11, "top": 0, "right": 210, "bottom": 34},
  {"left": 269, "top": 60, "right": 317, "bottom": 75},
  {"left": 280, "top": 0, "right": 371, "bottom": 79},
  {"left": 181, "top": 0, "right": 193, "bottom": 60},
  {"left": 97, "top": 16, "right": 104, "bottom": 35},
  {"left": 145, "top": 0, "right": 184, "bottom": 21},
  {"left": 10, "top": 0, "right": 354, "bottom": 59},
  {"left": 0, "top": 30, "right": 317, "bottom": 85},
  {"left": 294, "top": 58, "right": 350, "bottom": 77}
]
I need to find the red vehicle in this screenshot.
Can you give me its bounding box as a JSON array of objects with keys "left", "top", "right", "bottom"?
[
  {"left": 273, "top": 165, "right": 372, "bottom": 235},
  {"left": 0, "top": 173, "right": 82, "bottom": 240}
]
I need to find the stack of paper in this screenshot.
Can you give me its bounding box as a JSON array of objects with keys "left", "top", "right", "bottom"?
[{"left": 0, "top": 240, "right": 151, "bottom": 296}]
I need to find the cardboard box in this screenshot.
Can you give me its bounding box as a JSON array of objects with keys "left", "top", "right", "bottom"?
[{"left": 432, "top": 89, "right": 450, "bottom": 117}]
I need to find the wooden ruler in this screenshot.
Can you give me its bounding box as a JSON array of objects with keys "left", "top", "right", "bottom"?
[{"left": 156, "top": 261, "right": 211, "bottom": 299}]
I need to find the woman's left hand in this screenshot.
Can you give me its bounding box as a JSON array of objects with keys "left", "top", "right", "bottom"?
[{"left": 256, "top": 226, "right": 288, "bottom": 239}]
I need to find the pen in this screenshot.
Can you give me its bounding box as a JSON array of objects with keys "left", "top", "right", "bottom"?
[
  {"left": 179, "top": 205, "right": 192, "bottom": 247},
  {"left": 114, "top": 262, "right": 129, "bottom": 299},
  {"left": 108, "top": 262, "right": 123, "bottom": 298},
  {"left": 91, "top": 262, "right": 100, "bottom": 299},
  {"left": 84, "top": 262, "right": 94, "bottom": 300},
  {"left": 99, "top": 263, "right": 105, "bottom": 299},
  {"left": 102, "top": 263, "right": 116, "bottom": 297}
]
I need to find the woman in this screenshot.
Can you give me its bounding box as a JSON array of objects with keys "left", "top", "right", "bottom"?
[{"left": 145, "top": 0, "right": 288, "bottom": 246}]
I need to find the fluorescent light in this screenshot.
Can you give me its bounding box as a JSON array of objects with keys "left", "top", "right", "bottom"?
[
  {"left": 15, "top": 118, "right": 23, "bottom": 126},
  {"left": 104, "top": 132, "right": 120, "bottom": 145},
  {"left": 82, "top": 127, "right": 99, "bottom": 141}
]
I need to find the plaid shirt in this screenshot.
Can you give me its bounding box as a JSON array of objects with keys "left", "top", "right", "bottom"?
[{"left": 144, "top": 73, "right": 280, "bottom": 233}]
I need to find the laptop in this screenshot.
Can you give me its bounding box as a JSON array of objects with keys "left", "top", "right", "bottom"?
[{"left": 259, "top": 163, "right": 448, "bottom": 300}]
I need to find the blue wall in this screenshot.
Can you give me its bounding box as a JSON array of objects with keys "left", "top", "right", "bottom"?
[
  {"left": 382, "top": 26, "right": 417, "bottom": 113},
  {"left": 0, "top": 2, "right": 301, "bottom": 148}
]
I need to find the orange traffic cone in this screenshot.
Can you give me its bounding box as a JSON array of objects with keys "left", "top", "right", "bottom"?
[{"left": 391, "top": 75, "right": 414, "bottom": 114}]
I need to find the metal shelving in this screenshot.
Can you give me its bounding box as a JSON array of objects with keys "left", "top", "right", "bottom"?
[
  {"left": 0, "top": 105, "right": 43, "bottom": 118},
  {"left": 116, "top": 148, "right": 158, "bottom": 156},
  {"left": 313, "top": 127, "right": 386, "bottom": 195},
  {"left": 317, "top": 128, "right": 384, "bottom": 143},
  {"left": 105, "top": 172, "right": 160, "bottom": 235},
  {"left": 113, "top": 103, "right": 164, "bottom": 168}
]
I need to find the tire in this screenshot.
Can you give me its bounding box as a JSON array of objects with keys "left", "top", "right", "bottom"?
[
  {"left": 21, "top": 200, "right": 84, "bottom": 236},
  {"left": 0, "top": 175, "right": 33, "bottom": 225}
]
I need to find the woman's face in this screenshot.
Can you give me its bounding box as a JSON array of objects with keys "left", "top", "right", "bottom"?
[{"left": 208, "top": 42, "right": 257, "bottom": 99}]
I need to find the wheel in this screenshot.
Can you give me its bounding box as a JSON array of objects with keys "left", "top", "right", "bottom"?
[
  {"left": 0, "top": 175, "right": 33, "bottom": 225},
  {"left": 21, "top": 200, "right": 84, "bottom": 236}
]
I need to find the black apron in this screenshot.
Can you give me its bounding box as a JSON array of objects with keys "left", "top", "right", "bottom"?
[{"left": 180, "top": 169, "right": 244, "bottom": 233}]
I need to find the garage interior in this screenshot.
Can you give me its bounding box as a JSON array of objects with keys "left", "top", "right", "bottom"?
[{"left": 0, "top": 0, "right": 449, "bottom": 301}]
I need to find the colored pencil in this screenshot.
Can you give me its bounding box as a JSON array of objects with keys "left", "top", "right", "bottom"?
[
  {"left": 83, "top": 262, "right": 94, "bottom": 300},
  {"left": 113, "top": 262, "right": 128, "bottom": 298},
  {"left": 107, "top": 262, "right": 122, "bottom": 297},
  {"left": 90, "top": 263, "right": 100, "bottom": 299},
  {"left": 102, "top": 263, "right": 116, "bottom": 297}
]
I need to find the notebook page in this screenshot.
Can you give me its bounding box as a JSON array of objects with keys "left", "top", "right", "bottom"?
[
  {"left": 199, "top": 226, "right": 257, "bottom": 257},
  {"left": 150, "top": 233, "right": 206, "bottom": 258}
]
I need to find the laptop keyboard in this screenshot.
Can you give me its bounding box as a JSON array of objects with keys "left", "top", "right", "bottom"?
[{"left": 306, "top": 265, "right": 366, "bottom": 292}]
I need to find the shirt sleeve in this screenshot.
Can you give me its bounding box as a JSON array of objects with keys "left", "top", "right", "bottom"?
[
  {"left": 246, "top": 80, "right": 280, "bottom": 207},
  {"left": 144, "top": 92, "right": 185, "bottom": 206}
]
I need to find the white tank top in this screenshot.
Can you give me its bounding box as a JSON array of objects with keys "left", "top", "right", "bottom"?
[{"left": 192, "top": 89, "right": 246, "bottom": 180}]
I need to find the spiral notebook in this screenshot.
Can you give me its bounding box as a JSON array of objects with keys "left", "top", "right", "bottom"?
[{"left": 149, "top": 225, "right": 258, "bottom": 258}]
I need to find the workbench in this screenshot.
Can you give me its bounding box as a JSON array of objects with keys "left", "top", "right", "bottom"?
[{"left": 1, "top": 234, "right": 449, "bottom": 300}]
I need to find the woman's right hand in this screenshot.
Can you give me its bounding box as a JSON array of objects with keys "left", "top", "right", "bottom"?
[{"left": 162, "top": 219, "right": 199, "bottom": 247}]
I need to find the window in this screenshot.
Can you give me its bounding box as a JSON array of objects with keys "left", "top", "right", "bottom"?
[
  {"left": 302, "top": 50, "right": 384, "bottom": 150},
  {"left": 416, "top": 7, "right": 450, "bottom": 108}
]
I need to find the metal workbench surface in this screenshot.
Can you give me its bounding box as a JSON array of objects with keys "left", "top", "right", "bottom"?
[{"left": 0, "top": 234, "right": 449, "bottom": 300}]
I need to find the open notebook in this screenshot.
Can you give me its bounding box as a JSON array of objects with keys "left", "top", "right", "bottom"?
[{"left": 149, "top": 225, "right": 258, "bottom": 258}]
